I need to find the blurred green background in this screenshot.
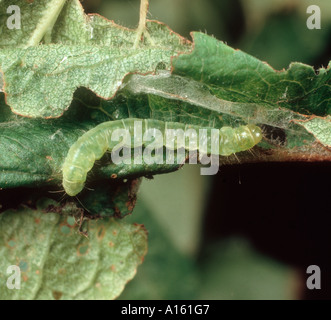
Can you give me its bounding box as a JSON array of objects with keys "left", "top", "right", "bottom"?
[{"left": 81, "top": 0, "right": 331, "bottom": 300}]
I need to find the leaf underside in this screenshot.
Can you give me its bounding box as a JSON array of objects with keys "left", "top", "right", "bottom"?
[{"left": 0, "top": 199, "right": 148, "bottom": 300}]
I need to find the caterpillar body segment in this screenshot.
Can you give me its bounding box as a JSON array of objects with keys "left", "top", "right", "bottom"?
[{"left": 62, "top": 119, "right": 262, "bottom": 196}]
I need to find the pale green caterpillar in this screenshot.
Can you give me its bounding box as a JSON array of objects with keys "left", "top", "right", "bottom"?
[{"left": 62, "top": 119, "right": 262, "bottom": 196}]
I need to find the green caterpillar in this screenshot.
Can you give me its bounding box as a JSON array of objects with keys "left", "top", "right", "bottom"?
[{"left": 62, "top": 119, "right": 262, "bottom": 196}]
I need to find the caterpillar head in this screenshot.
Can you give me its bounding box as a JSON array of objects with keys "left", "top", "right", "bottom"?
[{"left": 62, "top": 166, "right": 86, "bottom": 196}]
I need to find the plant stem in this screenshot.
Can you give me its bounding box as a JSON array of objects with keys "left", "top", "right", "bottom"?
[
  {"left": 133, "top": 0, "right": 154, "bottom": 48},
  {"left": 25, "top": 0, "right": 66, "bottom": 47}
]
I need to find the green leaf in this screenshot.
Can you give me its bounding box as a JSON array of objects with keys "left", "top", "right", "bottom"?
[
  {"left": 298, "top": 116, "right": 331, "bottom": 147},
  {"left": 167, "top": 32, "right": 331, "bottom": 157},
  {"left": 123, "top": 71, "right": 330, "bottom": 159},
  {"left": 0, "top": 0, "right": 191, "bottom": 117},
  {"left": 124, "top": 71, "right": 307, "bottom": 130},
  {"left": 0, "top": 199, "right": 148, "bottom": 300},
  {"left": 173, "top": 32, "right": 330, "bottom": 117}
]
